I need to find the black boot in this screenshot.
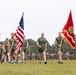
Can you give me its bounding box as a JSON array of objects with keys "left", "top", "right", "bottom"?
[
  {"left": 44, "top": 61, "right": 47, "bottom": 64},
  {"left": 60, "top": 62, "right": 63, "bottom": 64},
  {"left": 58, "top": 61, "right": 60, "bottom": 63}
]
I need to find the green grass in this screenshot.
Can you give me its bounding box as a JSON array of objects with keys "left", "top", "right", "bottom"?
[{"left": 0, "top": 60, "right": 76, "bottom": 75}]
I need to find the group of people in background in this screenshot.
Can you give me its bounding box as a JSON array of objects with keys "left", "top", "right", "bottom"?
[{"left": 0, "top": 32, "right": 65, "bottom": 64}]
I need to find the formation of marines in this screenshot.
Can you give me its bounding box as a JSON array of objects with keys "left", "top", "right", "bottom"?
[
  {"left": 0, "top": 32, "right": 65, "bottom": 64},
  {"left": 0, "top": 33, "right": 28, "bottom": 64}
]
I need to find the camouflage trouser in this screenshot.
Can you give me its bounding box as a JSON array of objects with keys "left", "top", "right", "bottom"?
[
  {"left": 2, "top": 50, "right": 8, "bottom": 56},
  {"left": 21, "top": 48, "right": 26, "bottom": 53},
  {"left": 11, "top": 46, "right": 16, "bottom": 53},
  {"left": 38, "top": 46, "right": 47, "bottom": 53},
  {"left": 38, "top": 47, "right": 44, "bottom": 53}
]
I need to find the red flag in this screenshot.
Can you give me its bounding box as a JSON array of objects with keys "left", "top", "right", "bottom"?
[
  {"left": 14, "top": 13, "right": 24, "bottom": 52},
  {"left": 62, "top": 11, "right": 75, "bottom": 49}
]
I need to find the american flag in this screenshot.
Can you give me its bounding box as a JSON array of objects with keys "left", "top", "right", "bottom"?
[{"left": 14, "top": 13, "right": 24, "bottom": 52}]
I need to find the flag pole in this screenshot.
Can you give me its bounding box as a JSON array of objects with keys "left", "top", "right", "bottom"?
[
  {"left": 58, "top": 33, "right": 64, "bottom": 51},
  {"left": 58, "top": 37, "right": 63, "bottom": 51}
]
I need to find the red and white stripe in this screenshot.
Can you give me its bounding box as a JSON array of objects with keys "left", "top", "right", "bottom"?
[{"left": 14, "top": 26, "right": 24, "bottom": 52}]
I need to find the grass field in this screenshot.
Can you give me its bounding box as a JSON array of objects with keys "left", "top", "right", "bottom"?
[{"left": 0, "top": 60, "right": 76, "bottom": 75}]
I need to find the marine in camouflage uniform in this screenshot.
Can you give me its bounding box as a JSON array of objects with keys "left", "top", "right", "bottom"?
[
  {"left": 10, "top": 36, "right": 17, "bottom": 53},
  {"left": 37, "top": 37, "right": 47, "bottom": 53},
  {"left": 1, "top": 38, "right": 11, "bottom": 63},
  {"left": 56, "top": 36, "right": 64, "bottom": 52},
  {"left": 21, "top": 39, "right": 28, "bottom": 53},
  {"left": 3, "top": 38, "right": 10, "bottom": 55},
  {"left": 55, "top": 32, "right": 65, "bottom": 64},
  {"left": 9, "top": 33, "right": 17, "bottom": 63},
  {"left": 20, "top": 35, "right": 28, "bottom": 63},
  {"left": 37, "top": 32, "right": 47, "bottom": 64}
]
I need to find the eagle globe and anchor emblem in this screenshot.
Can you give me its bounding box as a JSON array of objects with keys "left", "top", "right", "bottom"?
[{"left": 68, "top": 26, "right": 74, "bottom": 34}]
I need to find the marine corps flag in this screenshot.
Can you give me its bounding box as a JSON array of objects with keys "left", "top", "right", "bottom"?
[{"left": 62, "top": 11, "right": 75, "bottom": 49}]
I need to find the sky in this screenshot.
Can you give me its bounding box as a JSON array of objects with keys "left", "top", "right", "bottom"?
[{"left": 0, "top": 0, "right": 76, "bottom": 45}]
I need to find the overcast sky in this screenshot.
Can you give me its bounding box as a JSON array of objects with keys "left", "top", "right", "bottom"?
[{"left": 0, "top": 0, "right": 76, "bottom": 45}]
